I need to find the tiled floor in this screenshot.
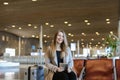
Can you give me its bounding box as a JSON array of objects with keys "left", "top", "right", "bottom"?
[
  {"left": 0, "top": 68, "right": 23, "bottom": 80},
  {"left": 0, "top": 64, "right": 33, "bottom": 80}
]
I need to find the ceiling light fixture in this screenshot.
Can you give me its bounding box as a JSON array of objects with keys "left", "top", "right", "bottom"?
[
  {"left": 45, "top": 23, "right": 49, "bottom": 25},
  {"left": 3, "top": 2, "right": 9, "bottom": 5},
  {"left": 35, "top": 36, "right": 38, "bottom": 38},
  {"left": 91, "top": 38, "right": 94, "bottom": 41},
  {"left": 102, "top": 38, "right": 105, "bottom": 40},
  {"left": 18, "top": 27, "right": 22, "bottom": 29},
  {"left": 68, "top": 24, "right": 72, "bottom": 26},
  {"left": 32, "top": 0, "right": 37, "bottom": 1},
  {"left": 68, "top": 33, "right": 71, "bottom": 36},
  {"left": 106, "top": 21, "right": 110, "bottom": 24},
  {"left": 64, "top": 21, "right": 68, "bottom": 24},
  {"left": 34, "top": 26, "right": 37, "bottom": 28},
  {"left": 32, "top": 35, "right": 35, "bottom": 37},
  {"left": 50, "top": 25, "right": 54, "bottom": 27},
  {"left": 110, "top": 31, "right": 113, "bottom": 34},
  {"left": 28, "top": 24, "right": 32, "bottom": 26},
  {"left": 96, "top": 32, "right": 100, "bottom": 35},
  {"left": 87, "top": 22, "right": 91, "bottom": 25},
  {"left": 81, "top": 39, "right": 84, "bottom": 41},
  {"left": 43, "top": 35, "right": 47, "bottom": 37},
  {"left": 106, "top": 19, "right": 110, "bottom": 21},
  {"left": 12, "top": 25, "right": 15, "bottom": 28},
  {"left": 47, "top": 36, "right": 50, "bottom": 38},
  {"left": 84, "top": 20, "right": 88, "bottom": 23}
]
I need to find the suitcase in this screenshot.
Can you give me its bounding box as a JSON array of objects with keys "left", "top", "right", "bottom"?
[{"left": 24, "top": 65, "right": 44, "bottom": 80}]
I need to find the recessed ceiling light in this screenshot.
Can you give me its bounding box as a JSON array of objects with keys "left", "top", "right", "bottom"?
[
  {"left": 45, "top": 23, "right": 49, "bottom": 25},
  {"left": 110, "top": 31, "right": 113, "bottom": 34},
  {"left": 87, "top": 22, "right": 91, "bottom": 25},
  {"left": 102, "top": 38, "right": 105, "bottom": 40},
  {"left": 81, "top": 43, "right": 84, "bottom": 44},
  {"left": 43, "top": 35, "right": 47, "bottom": 37},
  {"left": 50, "top": 25, "right": 54, "bottom": 27},
  {"left": 32, "top": 35, "right": 35, "bottom": 37},
  {"left": 32, "top": 0, "right": 37, "bottom": 1},
  {"left": 98, "top": 42, "right": 101, "bottom": 44},
  {"left": 68, "top": 33, "right": 71, "bottom": 36},
  {"left": 81, "top": 33, "right": 86, "bottom": 36},
  {"left": 18, "top": 27, "right": 22, "bottom": 29},
  {"left": 84, "top": 20, "right": 88, "bottom": 23},
  {"left": 64, "top": 21, "right": 68, "bottom": 24},
  {"left": 106, "top": 21, "right": 110, "bottom": 24},
  {"left": 100, "top": 46, "right": 103, "bottom": 49},
  {"left": 89, "top": 42, "right": 92, "bottom": 44},
  {"left": 106, "top": 19, "right": 110, "bottom": 21},
  {"left": 81, "top": 39, "right": 84, "bottom": 41},
  {"left": 71, "top": 34, "right": 74, "bottom": 37},
  {"left": 82, "top": 45, "right": 85, "bottom": 47},
  {"left": 96, "top": 32, "right": 100, "bottom": 35},
  {"left": 36, "top": 36, "right": 39, "bottom": 38},
  {"left": 91, "top": 38, "right": 94, "bottom": 41},
  {"left": 28, "top": 24, "right": 32, "bottom": 26},
  {"left": 81, "top": 33, "right": 85, "bottom": 35},
  {"left": 102, "top": 44, "right": 105, "bottom": 46},
  {"left": 96, "top": 45, "right": 98, "bottom": 47},
  {"left": 34, "top": 26, "right": 37, "bottom": 28},
  {"left": 71, "top": 39, "right": 74, "bottom": 42},
  {"left": 47, "top": 36, "right": 50, "bottom": 38},
  {"left": 44, "top": 40, "right": 47, "bottom": 43},
  {"left": 3, "top": 2, "right": 9, "bottom": 5},
  {"left": 68, "top": 24, "right": 72, "bottom": 26},
  {"left": 12, "top": 25, "right": 15, "bottom": 28}
]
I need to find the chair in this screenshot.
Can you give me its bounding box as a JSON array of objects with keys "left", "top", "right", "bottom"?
[
  {"left": 83, "top": 59, "right": 114, "bottom": 80},
  {"left": 73, "top": 59, "right": 84, "bottom": 79},
  {"left": 115, "top": 59, "right": 120, "bottom": 80}
]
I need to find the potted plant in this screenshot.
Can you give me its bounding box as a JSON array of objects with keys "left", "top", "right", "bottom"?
[{"left": 104, "top": 34, "right": 117, "bottom": 57}]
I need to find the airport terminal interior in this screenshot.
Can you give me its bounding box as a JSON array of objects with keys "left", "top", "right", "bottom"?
[{"left": 0, "top": 0, "right": 120, "bottom": 80}]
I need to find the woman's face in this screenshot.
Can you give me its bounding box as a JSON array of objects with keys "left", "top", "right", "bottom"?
[{"left": 56, "top": 31, "right": 64, "bottom": 44}]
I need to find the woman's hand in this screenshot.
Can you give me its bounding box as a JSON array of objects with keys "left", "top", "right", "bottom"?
[
  {"left": 57, "top": 67, "right": 64, "bottom": 72},
  {"left": 67, "top": 68, "right": 72, "bottom": 73}
]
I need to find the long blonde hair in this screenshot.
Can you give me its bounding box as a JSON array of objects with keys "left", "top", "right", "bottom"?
[{"left": 50, "top": 30, "right": 68, "bottom": 58}]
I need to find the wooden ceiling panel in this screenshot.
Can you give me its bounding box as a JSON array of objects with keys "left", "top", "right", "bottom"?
[{"left": 0, "top": 0, "right": 119, "bottom": 47}]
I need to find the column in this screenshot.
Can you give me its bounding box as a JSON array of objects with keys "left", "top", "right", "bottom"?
[
  {"left": 18, "top": 37, "right": 21, "bottom": 56},
  {"left": 116, "top": 1, "right": 120, "bottom": 56},
  {"left": 39, "top": 25, "right": 43, "bottom": 64},
  {"left": 77, "top": 40, "right": 80, "bottom": 57},
  {"left": 39, "top": 25, "right": 43, "bottom": 52},
  {"left": 118, "top": 19, "right": 120, "bottom": 38}
]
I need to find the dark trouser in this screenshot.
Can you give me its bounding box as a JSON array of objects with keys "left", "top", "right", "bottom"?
[{"left": 52, "top": 71, "right": 77, "bottom": 80}]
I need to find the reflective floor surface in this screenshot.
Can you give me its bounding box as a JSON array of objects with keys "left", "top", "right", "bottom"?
[{"left": 0, "top": 64, "right": 30, "bottom": 80}]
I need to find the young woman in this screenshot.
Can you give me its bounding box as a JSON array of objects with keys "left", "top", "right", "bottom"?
[{"left": 45, "top": 30, "right": 77, "bottom": 80}]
